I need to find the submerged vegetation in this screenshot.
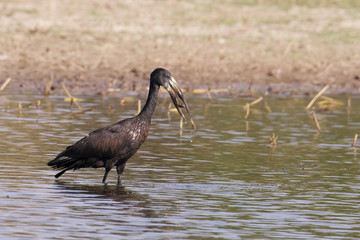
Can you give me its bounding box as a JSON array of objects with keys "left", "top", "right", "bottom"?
[{"left": 1, "top": 78, "right": 358, "bottom": 150}]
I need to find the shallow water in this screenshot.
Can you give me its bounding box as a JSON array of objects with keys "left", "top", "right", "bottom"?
[{"left": 0, "top": 93, "right": 359, "bottom": 239}]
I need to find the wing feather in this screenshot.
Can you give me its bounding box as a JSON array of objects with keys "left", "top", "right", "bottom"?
[{"left": 48, "top": 117, "right": 149, "bottom": 171}]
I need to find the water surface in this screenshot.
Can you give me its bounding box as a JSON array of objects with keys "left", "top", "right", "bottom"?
[{"left": 0, "top": 94, "right": 359, "bottom": 239}]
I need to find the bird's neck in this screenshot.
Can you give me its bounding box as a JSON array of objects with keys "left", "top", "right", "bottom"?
[{"left": 139, "top": 82, "right": 159, "bottom": 121}]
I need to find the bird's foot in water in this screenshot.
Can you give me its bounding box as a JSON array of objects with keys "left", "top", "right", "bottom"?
[{"left": 117, "top": 175, "right": 122, "bottom": 186}]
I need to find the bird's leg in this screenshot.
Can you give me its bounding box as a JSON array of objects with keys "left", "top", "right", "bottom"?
[
  {"left": 102, "top": 167, "right": 111, "bottom": 184},
  {"left": 116, "top": 162, "right": 126, "bottom": 185}
]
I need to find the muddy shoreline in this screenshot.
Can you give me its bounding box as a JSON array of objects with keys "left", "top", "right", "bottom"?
[
  {"left": 1, "top": 1, "right": 360, "bottom": 96},
  {"left": 1, "top": 68, "right": 359, "bottom": 97}
]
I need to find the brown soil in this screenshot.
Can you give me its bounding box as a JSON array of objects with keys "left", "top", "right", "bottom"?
[{"left": 1, "top": 0, "right": 360, "bottom": 96}]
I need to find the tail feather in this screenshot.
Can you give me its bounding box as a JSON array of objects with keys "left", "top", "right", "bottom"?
[
  {"left": 48, "top": 146, "right": 105, "bottom": 179},
  {"left": 48, "top": 156, "right": 76, "bottom": 168},
  {"left": 55, "top": 169, "right": 67, "bottom": 178},
  {"left": 48, "top": 155, "right": 101, "bottom": 169},
  {"left": 48, "top": 156, "right": 77, "bottom": 179},
  {"left": 48, "top": 143, "right": 90, "bottom": 179}
]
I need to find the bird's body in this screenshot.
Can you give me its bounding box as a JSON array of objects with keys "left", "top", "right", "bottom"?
[
  {"left": 49, "top": 116, "right": 150, "bottom": 183},
  {"left": 48, "top": 68, "right": 194, "bottom": 184}
]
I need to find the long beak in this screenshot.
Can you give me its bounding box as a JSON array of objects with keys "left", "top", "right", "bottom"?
[{"left": 165, "top": 76, "right": 196, "bottom": 129}]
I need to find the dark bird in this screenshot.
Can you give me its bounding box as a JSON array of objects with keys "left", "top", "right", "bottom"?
[{"left": 48, "top": 68, "right": 195, "bottom": 184}]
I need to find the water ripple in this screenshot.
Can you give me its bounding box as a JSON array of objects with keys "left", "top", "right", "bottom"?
[{"left": 0, "top": 94, "right": 359, "bottom": 239}]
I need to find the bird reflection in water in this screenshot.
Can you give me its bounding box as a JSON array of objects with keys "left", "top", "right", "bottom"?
[
  {"left": 54, "top": 181, "right": 171, "bottom": 218},
  {"left": 55, "top": 180, "right": 141, "bottom": 202}
]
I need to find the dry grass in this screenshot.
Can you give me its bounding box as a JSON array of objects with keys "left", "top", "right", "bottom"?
[{"left": 1, "top": 0, "right": 360, "bottom": 95}]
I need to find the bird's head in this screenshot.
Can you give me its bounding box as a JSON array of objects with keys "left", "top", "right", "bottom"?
[{"left": 151, "top": 68, "right": 196, "bottom": 129}]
